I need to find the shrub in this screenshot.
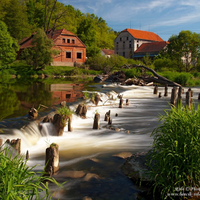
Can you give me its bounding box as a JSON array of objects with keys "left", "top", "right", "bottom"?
[
  {"left": 147, "top": 105, "right": 200, "bottom": 199},
  {"left": 0, "top": 147, "right": 59, "bottom": 199},
  {"left": 174, "top": 72, "right": 192, "bottom": 86},
  {"left": 122, "top": 68, "right": 142, "bottom": 78}
]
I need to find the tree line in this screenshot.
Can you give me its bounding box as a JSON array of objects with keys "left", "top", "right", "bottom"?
[{"left": 0, "top": 0, "right": 117, "bottom": 58}]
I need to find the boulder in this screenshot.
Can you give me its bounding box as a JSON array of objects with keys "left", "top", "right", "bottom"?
[
  {"left": 121, "top": 152, "right": 153, "bottom": 183},
  {"left": 28, "top": 108, "right": 38, "bottom": 119},
  {"left": 94, "top": 75, "right": 103, "bottom": 83}
]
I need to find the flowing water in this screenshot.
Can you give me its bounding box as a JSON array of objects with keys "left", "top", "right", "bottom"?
[{"left": 0, "top": 79, "right": 199, "bottom": 200}]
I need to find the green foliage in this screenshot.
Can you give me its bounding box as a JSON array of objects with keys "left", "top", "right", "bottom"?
[
  {"left": 56, "top": 106, "right": 73, "bottom": 119},
  {"left": 122, "top": 68, "right": 142, "bottom": 78},
  {"left": 86, "top": 54, "right": 135, "bottom": 73},
  {"left": 0, "top": 147, "right": 59, "bottom": 199},
  {"left": 161, "top": 30, "right": 200, "bottom": 72},
  {"left": 21, "top": 28, "right": 58, "bottom": 70},
  {"left": 174, "top": 72, "right": 192, "bottom": 85},
  {"left": 0, "top": 21, "right": 19, "bottom": 66},
  {"left": 2, "top": 0, "right": 31, "bottom": 41},
  {"left": 147, "top": 105, "right": 200, "bottom": 199}
]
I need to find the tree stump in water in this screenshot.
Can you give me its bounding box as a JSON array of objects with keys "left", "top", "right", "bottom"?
[
  {"left": 153, "top": 85, "right": 158, "bottom": 95},
  {"left": 186, "top": 91, "right": 192, "bottom": 109},
  {"left": 126, "top": 99, "right": 129, "bottom": 105},
  {"left": 6, "top": 138, "right": 21, "bottom": 154},
  {"left": 0, "top": 139, "right": 2, "bottom": 146},
  {"left": 164, "top": 84, "right": 168, "bottom": 97},
  {"left": 68, "top": 115, "right": 73, "bottom": 132},
  {"left": 158, "top": 92, "right": 162, "bottom": 98},
  {"left": 170, "top": 86, "right": 177, "bottom": 106},
  {"left": 28, "top": 108, "right": 38, "bottom": 119},
  {"left": 178, "top": 86, "right": 183, "bottom": 105},
  {"left": 188, "top": 88, "right": 193, "bottom": 97},
  {"left": 93, "top": 113, "right": 100, "bottom": 129},
  {"left": 52, "top": 114, "right": 66, "bottom": 136},
  {"left": 104, "top": 110, "right": 111, "bottom": 122},
  {"left": 45, "top": 143, "right": 59, "bottom": 176},
  {"left": 94, "top": 94, "right": 102, "bottom": 106},
  {"left": 198, "top": 93, "right": 200, "bottom": 100},
  {"left": 76, "top": 104, "right": 87, "bottom": 118},
  {"left": 108, "top": 117, "right": 112, "bottom": 125},
  {"left": 75, "top": 104, "right": 83, "bottom": 115},
  {"left": 119, "top": 98, "right": 123, "bottom": 108},
  {"left": 26, "top": 150, "right": 29, "bottom": 160}
]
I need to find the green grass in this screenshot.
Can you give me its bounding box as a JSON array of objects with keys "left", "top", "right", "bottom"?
[
  {"left": 147, "top": 105, "right": 200, "bottom": 199},
  {"left": 0, "top": 147, "right": 60, "bottom": 199}
]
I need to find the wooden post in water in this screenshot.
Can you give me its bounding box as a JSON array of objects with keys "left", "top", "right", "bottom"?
[
  {"left": 0, "top": 139, "right": 3, "bottom": 146},
  {"left": 158, "top": 92, "right": 162, "bottom": 98},
  {"left": 93, "top": 113, "right": 100, "bottom": 129},
  {"left": 108, "top": 117, "right": 112, "bottom": 125},
  {"left": 104, "top": 110, "right": 110, "bottom": 122},
  {"left": 68, "top": 115, "right": 73, "bottom": 132},
  {"left": 198, "top": 93, "right": 200, "bottom": 100},
  {"left": 170, "top": 86, "right": 177, "bottom": 106},
  {"left": 188, "top": 88, "right": 193, "bottom": 97},
  {"left": 26, "top": 150, "right": 29, "bottom": 160},
  {"left": 153, "top": 85, "right": 158, "bottom": 95},
  {"left": 186, "top": 91, "right": 192, "bottom": 109},
  {"left": 75, "top": 104, "right": 83, "bottom": 115},
  {"left": 45, "top": 143, "right": 59, "bottom": 176},
  {"left": 177, "top": 86, "right": 183, "bottom": 106},
  {"left": 164, "top": 84, "right": 168, "bottom": 97},
  {"left": 119, "top": 97, "right": 123, "bottom": 108},
  {"left": 126, "top": 99, "right": 129, "bottom": 105}
]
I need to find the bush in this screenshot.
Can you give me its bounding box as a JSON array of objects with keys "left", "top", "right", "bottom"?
[
  {"left": 0, "top": 147, "right": 59, "bottom": 199},
  {"left": 122, "top": 68, "right": 142, "bottom": 78},
  {"left": 147, "top": 105, "right": 200, "bottom": 199},
  {"left": 174, "top": 72, "right": 192, "bottom": 85}
]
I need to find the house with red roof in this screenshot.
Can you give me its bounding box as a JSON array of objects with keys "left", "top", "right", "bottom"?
[
  {"left": 19, "top": 29, "right": 86, "bottom": 66},
  {"left": 114, "top": 28, "right": 165, "bottom": 59},
  {"left": 134, "top": 41, "right": 169, "bottom": 59},
  {"left": 101, "top": 49, "right": 115, "bottom": 58}
]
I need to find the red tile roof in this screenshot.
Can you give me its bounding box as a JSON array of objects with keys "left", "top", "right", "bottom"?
[
  {"left": 19, "top": 29, "right": 77, "bottom": 49},
  {"left": 122, "top": 28, "right": 163, "bottom": 42},
  {"left": 101, "top": 49, "right": 114, "bottom": 55},
  {"left": 134, "top": 41, "right": 169, "bottom": 53}
]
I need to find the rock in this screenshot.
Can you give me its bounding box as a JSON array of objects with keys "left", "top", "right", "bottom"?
[
  {"left": 56, "top": 170, "right": 86, "bottom": 179},
  {"left": 83, "top": 173, "right": 99, "bottom": 181},
  {"left": 121, "top": 152, "right": 153, "bottom": 183},
  {"left": 113, "top": 152, "right": 132, "bottom": 159},
  {"left": 94, "top": 75, "right": 103, "bottom": 83}
]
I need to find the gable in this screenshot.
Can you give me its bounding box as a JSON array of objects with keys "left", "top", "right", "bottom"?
[{"left": 122, "top": 28, "right": 163, "bottom": 42}]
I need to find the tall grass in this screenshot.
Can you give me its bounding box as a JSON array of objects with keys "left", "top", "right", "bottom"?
[
  {"left": 0, "top": 147, "right": 59, "bottom": 199},
  {"left": 147, "top": 105, "right": 200, "bottom": 199}
]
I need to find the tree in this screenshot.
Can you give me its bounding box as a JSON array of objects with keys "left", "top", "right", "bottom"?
[
  {"left": 0, "top": 21, "right": 19, "bottom": 66},
  {"left": 22, "top": 28, "right": 58, "bottom": 70},
  {"left": 162, "top": 30, "right": 200, "bottom": 72},
  {"left": 3, "top": 0, "right": 31, "bottom": 41}
]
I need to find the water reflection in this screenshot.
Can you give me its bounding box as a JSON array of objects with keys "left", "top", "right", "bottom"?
[{"left": 0, "top": 79, "right": 86, "bottom": 121}]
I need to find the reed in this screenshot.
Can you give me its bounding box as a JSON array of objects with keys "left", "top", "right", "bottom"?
[
  {"left": 147, "top": 105, "right": 200, "bottom": 199},
  {"left": 0, "top": 147, "right": 59, "bottom": 199}
]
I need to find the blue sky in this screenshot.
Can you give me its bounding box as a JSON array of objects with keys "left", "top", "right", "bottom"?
[{"left": 59, "top": 0, "right": 200, "bottom": 41}]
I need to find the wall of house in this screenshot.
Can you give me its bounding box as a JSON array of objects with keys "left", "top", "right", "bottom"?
[{"left": 52, "top": 35, "right": 86, "bottom": 66}]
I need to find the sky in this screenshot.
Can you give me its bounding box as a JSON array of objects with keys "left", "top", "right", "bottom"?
[{"left": 59, "top": 0, "right": 200, "bottom": 41}]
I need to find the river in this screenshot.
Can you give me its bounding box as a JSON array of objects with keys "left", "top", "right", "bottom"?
[{"left": 0, "top": 78, "right": 199, "bottom": 200}]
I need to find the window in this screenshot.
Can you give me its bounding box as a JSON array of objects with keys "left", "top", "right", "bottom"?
[
  {"left": 123, "top": 41, "right": 125, "bottom": 49},
  {"left": 123, "top": 52, "right": 125, "bottom": 57},
  {"left": 120, "top": 37, "right": 122, "bottom": 41},
  {"left": 77, "top": 52, "right": 82, "bottom": 59},
  {"left": 66, "top": 52, "right": 71, "bottom": 58},
  {"left": 72, "top": 39, "right": 75, "bottom": 44},
  {"left": 129, "top": 44, "right": 131, "bottom": 48},
  {"left": 137, "top": 44, "right": 139, "bottom": 48},
  {"left": 67, "top": 39, "right": 70, "bottom": 43},
  {"left": 66, "top": 94, "right": 71, "bottom": 98},
  {"left": 62, "top": 38, "right": 65, "bottom": 43},
  {"left": 127, "top": 37, "right": 128, "bottom": 40}
]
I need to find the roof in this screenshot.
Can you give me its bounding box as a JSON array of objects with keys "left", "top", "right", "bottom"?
[
  {"left": 19, "top": 29, "right": 84, "bottom": 49},
  {"left": 134, "top": 41, "right": 169, "bottom": 54},
  {"left": 101, "top": 49, "right": 114, "bottom": 55},
  {"left": 122, "top": 28, "right": 163, "bottom": 42}
]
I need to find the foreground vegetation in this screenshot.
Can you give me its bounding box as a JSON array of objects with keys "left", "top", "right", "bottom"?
[
  {"left": 0, "top": 147, "right": 59, "bottom": 199},
  {"left": 147, "top": 105, "right": 200, "bottom": 199}
]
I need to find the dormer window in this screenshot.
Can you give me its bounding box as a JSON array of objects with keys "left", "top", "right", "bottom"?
[{"left": 62, "top": 38, "right": 65, "bottom": 43}]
